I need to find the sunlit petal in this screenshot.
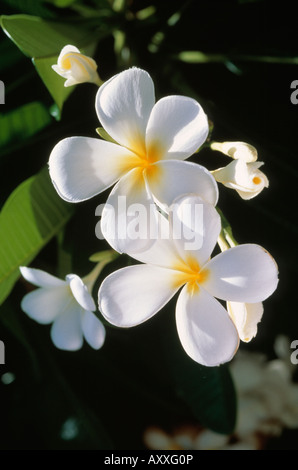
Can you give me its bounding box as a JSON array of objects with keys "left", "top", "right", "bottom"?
[
  {"left": 98, "top": 264, "right": 180, "bottom": 327},
  {"left": 100, "top": 168, "right": 158, "bottom": 254},
  {"left": 96, "top": 67, "right": 155, "bottom": 152},
  {"left": 146, "top": 95, "right": 208, "bottom": 161},
  {"left": 49, "top": 136, "right": 137, "bottom": 202},
  {"left": 20, "top": 266, "right": 65, "bottom": 288},
  {"left": 204, "top": 244, "right": 279, "bottom": 302},
  {"left": 169, "top": 195, "right": 221, "bottom": 266},
  {"left": 147, "top": 160, "right": 218, "bottom": 211},
  {"left": 176, "top": 285, "right": 239, "bottom": 366}
]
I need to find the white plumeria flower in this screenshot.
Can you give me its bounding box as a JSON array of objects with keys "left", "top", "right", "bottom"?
[
  {"left": 98, "top": 195, "right": 278, "bottom": 367},
  {"left": 210, "top": 141, "right": 258, "bottom": 162},
  {"left": 49, "top": 67, "right": 218, "bottom": 253},
  {"left": 212, "top": 159, "right": 269, "bottom": 200},
  {"left": 52, "top": 45, "right": 102, "bottom": 87},
  {"left": 20, "top": 265, "right": 106, "bottom": 351}
]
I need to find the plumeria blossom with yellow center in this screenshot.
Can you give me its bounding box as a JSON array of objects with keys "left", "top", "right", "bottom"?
[
  {"left": 49, "top": 67, "right": 218, "bottom": 253},
  {"left": 52, "top": 45, "right": 102, "bottom": 87},
  {"left": 20, "top": 264, "right": 106, "bottom": 351},
  {"left": 98, "top": 195, "right": 278, "bottom": 367},
  {"left": 210, "top": 141, "right": 269, "bottom": 200}
]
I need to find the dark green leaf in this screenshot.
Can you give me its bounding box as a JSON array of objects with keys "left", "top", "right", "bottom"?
[
  {"left": 0, "top": 14, "right": 95, "bottom": 58},
  {"left": 165, "top": 336, "right": 237, "bottom": 434},
  {"left": 0, "top": 101, "right": 52, "bottom": 152},
  {"left": 0, "top": 166, "right": 74, "bottom": 306}
]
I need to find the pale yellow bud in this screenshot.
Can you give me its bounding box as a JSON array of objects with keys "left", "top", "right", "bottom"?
[
  {"left": 52, "top": 45, "right": 102, "bottom": 87},
  {"left": 212, "top": 159, "right": 269, "bottom": 200},
  {"left": 211, "top": 141, "right": 258, "bottom": 162}
]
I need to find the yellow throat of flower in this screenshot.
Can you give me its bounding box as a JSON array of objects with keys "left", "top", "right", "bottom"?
[
  {"left": 124, "top": 137, "right": 165, "bottom": 187},
  {"left": 172, "top": 256, "right": 209, "bottom": 295}
]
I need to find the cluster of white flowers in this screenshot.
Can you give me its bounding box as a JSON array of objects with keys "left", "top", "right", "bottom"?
[{"left": 20, "top": 47, "right": 279, "bottom": 366}]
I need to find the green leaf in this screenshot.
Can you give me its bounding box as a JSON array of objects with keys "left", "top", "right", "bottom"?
[
  {"left": 33, "top": 56, "right": 73, "bottom": 113},
  {"left": 0, "top": 36, "right": 25, "bottom": 72},
  {"left": 43, "top": 0, "right": 78, "bottom": 7},
  {"left": 0, "top": 14, "right": 95, "bottom": 58},
  {"left": 0, "top": 14, "right": 99, "bottom": 113},
  {"left": 165, "top": 335, "right": 237, "bottom": 434},
  {"left": 0, "top": 101, "right": 52, "bottom": 152},
  {"left": 0, "top": 166, "right": 74, "bottom": 306},
  {"left": 0, "top": 0, "right": 56, "bottom": 19}
]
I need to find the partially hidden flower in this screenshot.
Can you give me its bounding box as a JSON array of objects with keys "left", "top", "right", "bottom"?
[
  {"left": 20, "top": 264, "right": 106, "bottom": 351},
  {"left": 52, "top": 45, "right": 102, "bottom": 87},
  {"left": 227, "top": 301, "right": 264, "bottom": 343},
  {"left": 229, "top": 342, "right": 298, "bottom": 439},
  {"left": 49, "top": 67, "right": 218, "bottom": 253},
  {"left": 98, "top": 195, "right": 278, "bottom": 367},
  {"left": 211, "top": 159, "right": 269, "bottom": 200}
]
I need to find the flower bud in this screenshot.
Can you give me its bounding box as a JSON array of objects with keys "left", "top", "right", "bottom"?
[
  {"left": 212, "top": 159, "right": 269, "bottom": 200},
  {"left": 211, "top": 141, "right": 258, "bottom": 162},
  {"left": 52, "top": 45, "right": 101, "bottom": 87}
]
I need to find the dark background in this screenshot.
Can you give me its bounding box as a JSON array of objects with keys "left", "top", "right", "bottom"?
[{"left": 0, "top": 0, "right": 297, "bottom": 450}]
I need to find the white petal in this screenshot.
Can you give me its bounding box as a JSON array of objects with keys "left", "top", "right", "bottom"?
[
  {"left": 21, "top": 286, "right": 71, "bottom": 324},
  {"left": 204, "top": 244, "right": 279, "bottom": 303},
  {"left": 147, "top": 160, "right": 218, "bottom": 211},
  {"left": 130, "top": 210, "right": 179, "bottom": 268},
  {"left": 176, "top": 285, "right": 239, "bottom": 367},
  {"left": 146, "top": 95, "right": 208, "bottom": 161},
  {"left": 211, "top": 141, "right": 258, "bottom": 162},
  {"left": 212, "top": 159, "right": 248, "bottom": 186},
  {"left": 57, "top": 45, "right": 80, "bottom": 66},
  {"left": 20, "top": 266, "right": 65, "bottom": 287},
  {"left": 96, "top": 67, "right": 155, "bottom": 152},
  {"left": 98, "top": 264, "right": 179, "bottom": 327},
  {"left": 169, "top": 194, "right": 221, "bottom": 265},
  {"left": 81, "top": 310, "right": 106, "bottom": 349},
  {"left": 67, "top": 274, "right": 96, "bottom": 311},
  {"left": 100, "top": 168, "right": 158, "bottom": 254},
  {"left": 50, "top": 302, "right": 83, "bottom": 350},
  {"left": 212, "top": 160, "right": 268, "bottom": 200},
  {"left": 227, "top": 301, "right": 264, "bottom": 342},
  {"left": 49, "top": 136, "right": 137, "bottom": 202}
]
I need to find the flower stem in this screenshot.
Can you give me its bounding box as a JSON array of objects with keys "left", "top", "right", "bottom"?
[{"left": 217, "top": 208, "right": 238, "bottom": 251}]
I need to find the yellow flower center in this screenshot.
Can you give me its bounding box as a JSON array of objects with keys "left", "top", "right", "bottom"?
[
  {"left": 123, "top": 138, "right": 165, "bottom": 189},
  {"left": 61, "top": 56, "right": 72, "bottom": 70},
  {"left": 172, "top": 256, "right": 209, "bottom": 295},
  {"left": 253, "top": 176, "right": 262, "bottom": 185}
]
